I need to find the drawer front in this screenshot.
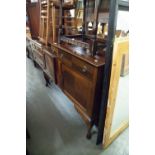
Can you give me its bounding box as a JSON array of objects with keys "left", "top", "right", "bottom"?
[
  {"left": 59, "top": 50, "right": 72, "bottom": 67},
  {"left": 58, "top": 50, "right": 95, "bottom": 81},
  {"left": 72, "top": 57, "right": 94, "bottom": 81},
  {"left": 31, "top": 41, "right": 42, "bottom": 54},
  {"left": 35, "top": 43, "right": 42, "bottom": 53}
]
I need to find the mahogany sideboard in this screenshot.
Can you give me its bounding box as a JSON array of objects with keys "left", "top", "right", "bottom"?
[
  {"left": 51, "top": 43, "right": 105, "bottom": 134},
  {"left": 26, "top": 35, "right": 105, "bottom": 138}
]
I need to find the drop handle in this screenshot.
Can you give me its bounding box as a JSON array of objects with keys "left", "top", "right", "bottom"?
[{"left": 82, "top": 66, "right": 87, "bottom": 73}]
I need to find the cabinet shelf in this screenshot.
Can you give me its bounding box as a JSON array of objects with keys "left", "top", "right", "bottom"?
[
  {"left": 41, "top": 10, "right": 47, "bottom": 13},
  {"left": 41, "top": 1, "right": 47, "bottom": 5},
  {"left": 41, "top": 16, "right": 48, "bottom": 19}
]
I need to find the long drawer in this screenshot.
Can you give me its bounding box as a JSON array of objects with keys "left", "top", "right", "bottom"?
[
  {"left": 72, "top": 57, "right": 94, "bottom": 81},
  {"left": 58, "top": 50, "right": 95, "bottom": 81}
]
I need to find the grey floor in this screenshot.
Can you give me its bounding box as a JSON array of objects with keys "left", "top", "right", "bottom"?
[{"left": 26, "top": 58, "right": 129, "bottom": 155}]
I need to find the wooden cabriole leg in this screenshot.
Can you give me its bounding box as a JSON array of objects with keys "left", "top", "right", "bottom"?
[
  {"left": 26, "top": 49, "right": 30, "bottom": 58},
  {"left": 33, "top": 60, "right": 37, "bottom": 67},
  {"left": 43, "top": 72, "right": 50, "bottom": 87}
]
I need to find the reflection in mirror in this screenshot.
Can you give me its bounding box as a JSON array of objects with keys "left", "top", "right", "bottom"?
[
  {"left": 110, "top": 10, "right": 129, "bottom": 136},
  {"left": 116, "top": 10, "right": 129, "bottom": 38},
  {"left": 31, "top": 0, "right": 38, "bottom": 2},
  {"left": 110, "top": 53, "right": 129, "bottom": 135}
]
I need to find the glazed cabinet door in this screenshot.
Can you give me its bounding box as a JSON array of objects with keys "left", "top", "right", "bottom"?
[{"left": 62, "top": 65, "right": 94, "bottom": 117}]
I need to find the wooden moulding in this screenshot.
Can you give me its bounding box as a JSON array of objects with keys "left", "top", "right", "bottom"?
[{"left": 103, "top": 37, "right": 129, "bottom": 148}]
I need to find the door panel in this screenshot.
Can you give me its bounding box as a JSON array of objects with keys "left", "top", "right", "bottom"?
[
  {"left": 62, "top": 65, "right": 92, "bottom": 113},
  {"left": 63, "top": 67, "right": 76, "bottom": 99},
  {"left": 44, "top": 54, "right": 55, "bottom": 81}
]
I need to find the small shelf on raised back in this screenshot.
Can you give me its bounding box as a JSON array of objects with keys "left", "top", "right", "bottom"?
[{"left": 56, "top": 0, "right": 83, "bottom": 39}]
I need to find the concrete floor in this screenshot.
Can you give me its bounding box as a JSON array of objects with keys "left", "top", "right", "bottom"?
[{"left": 26, "top": 58, "right": 129, "bottom": 155}]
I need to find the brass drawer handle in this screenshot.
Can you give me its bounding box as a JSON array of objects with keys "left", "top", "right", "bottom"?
[{"left": 82, "top": 66, "right": 87, "bottom": 73}]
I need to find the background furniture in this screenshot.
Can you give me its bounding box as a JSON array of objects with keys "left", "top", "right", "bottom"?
[{"left": 26, "top": 0, "right": 40, "bottom": 39}]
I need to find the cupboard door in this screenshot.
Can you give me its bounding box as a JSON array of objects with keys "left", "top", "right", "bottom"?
[
  {"left": 33, "top": 51, "right": 44, "bottom": 68},
  {"left": 62, "top": 65, "right": 93, "bottom": 116},
  {"left": 44, "top": 53, "right": 55, "bottom": 82},
  {"left": 62, "top": 65, "right": 76, "bottom": 99}
]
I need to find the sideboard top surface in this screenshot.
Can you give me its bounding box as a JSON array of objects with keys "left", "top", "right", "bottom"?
[{"left": 51, "top": 43, "right": 105, "bottom": 67}]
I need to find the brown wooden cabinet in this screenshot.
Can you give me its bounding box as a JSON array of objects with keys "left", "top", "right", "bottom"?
[
  {"left": 26, "top": 0, "right": 107, "bottom": 140},
  {"left": 53, "top": 45, "right": 105, "bottom": 126},
  {"left": 26, "top": 30, "right": 105, "bottom": 140}
]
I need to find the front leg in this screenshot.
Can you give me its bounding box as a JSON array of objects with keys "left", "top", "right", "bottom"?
[
  {"left": 33, "top": 60, "right": 37, "bottom": 67},
  {"left": 86, "top": 119, "right": 95, "bottom": 139},
  {"left": 43, "top": 72, "right": 50, "bottom": 87},
  {"left": 26, "top": 49, "right": 30, "bottom": 58}
]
